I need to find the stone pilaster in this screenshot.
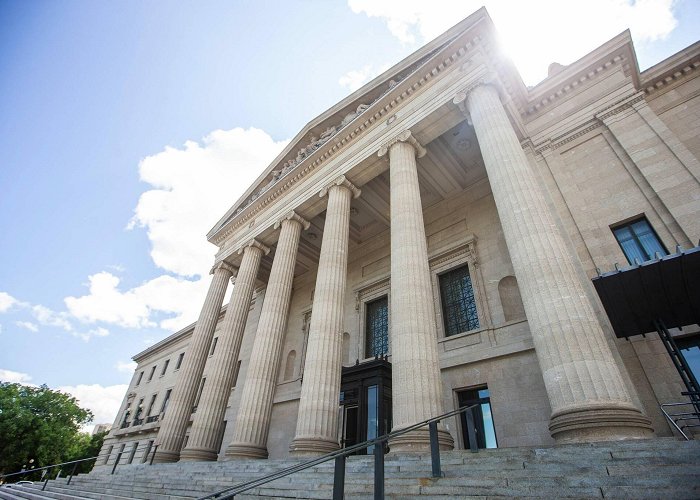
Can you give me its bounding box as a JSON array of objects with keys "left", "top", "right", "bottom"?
[
  {"left": 180, "top": 240, "right": 269, "bottom": 462},
  {"left": 379, "top": 130, "right": 454, "bottom": 452},
  {"left": 460, "top": 83, "right": 653, "bottom": 442},
  {"left": 226, "top": 211, "right": 309, "bottom": 459},
  {"left": 153, "top": 261, "right": 235, "bottom": 463},
  {"left": 290, "top": 175, "right": 360, "bottom": 456}
]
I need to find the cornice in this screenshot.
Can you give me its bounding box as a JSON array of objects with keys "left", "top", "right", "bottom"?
[
  {"left": 319, "top": 175, "right": 361, "bottom": 199},
  {"left": 377, "top": 129, "right": 427, "bottom": 158},
  {"left": 209, "top": 33, "right": 485, "bottom": 247},
  {"left": 641, "top": 44, "right": 700, "bottom": 97}
]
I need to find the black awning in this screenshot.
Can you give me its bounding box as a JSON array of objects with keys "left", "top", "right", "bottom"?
[{"left": 592, "top": 246, "right": 700, "bottom": 338}]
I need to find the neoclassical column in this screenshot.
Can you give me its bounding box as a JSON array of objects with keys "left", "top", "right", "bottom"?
[
  {"left": 180, "top": 239, "right": 269, "bottom": 461},
  {"left": 458, "top": 82, "right": 653, "bottom": 442},
  {"left": 290, "top": 175, "right": 360, "bottom": 456},
  {"left": 153, "top": 261, "right": 236, "bottom": 463},
  {"left": 379, "top": 130, "right": 454, "bottom": 452},
  {"left": 226, "top": 211, "right": 309, "bottom": 459}
]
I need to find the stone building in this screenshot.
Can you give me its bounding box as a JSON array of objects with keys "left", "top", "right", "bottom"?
[{"left": 96, "top": 9, "right": 700, "bottom": 469}]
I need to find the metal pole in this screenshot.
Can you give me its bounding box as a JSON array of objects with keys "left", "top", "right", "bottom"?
[
  {"left": 150, "top": 445, "right": 158, "bottom": 466},
  {"left": 42, "top": 470, "right": 50, "bottom": 491},
  {"left": 466, "top": 407, "right": 478, "bottom": 452},
  {"left": 111, "top": 452, "right": 123, "bottom": 475},
  {"left": 332, "top": 454, "right": 346, "bottom": 500},
  {"left": 429, "top": 421, "right": 442, "bottom": 478},
  {"left": 67, "top": 462, "right": 78, "bottom": 485},
  {"left": 373, "top": 441, "right": 384, "bottom": 500}
]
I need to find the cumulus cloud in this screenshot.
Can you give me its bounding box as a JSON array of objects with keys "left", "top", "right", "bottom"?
[
  {"left": 15, "top": 321, "right": 38, "bottom": 332},
  {"left": 116, "top": 361, "right": 137, "bottom": 374},
  {"left": 0, "top": 292, "right": 20, "bottom": 313},
  {"left": 0, "top": 368, "right": 34, "bottom": 384},
  {"left": 59, "top": 383, "right": 128, "bottom": 426},
  {"left": 339, "top": 64, "right": 390, "bottom": 92},
  {"left": 32, "top": 304, "right": 73, "bottom": 331},
  {"left": 348, "top": 0, "right": 679, "bottom": 84},
  {"left": 129, "top": 127, "right": 288, "bottom": 277}
]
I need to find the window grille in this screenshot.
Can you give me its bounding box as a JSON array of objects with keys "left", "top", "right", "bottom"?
[
  {"left": 439, "top": 265, "right": 479, "bottom": 336},
  {"left": 365, "top": 296, "right": 388, "bottom": 357}
]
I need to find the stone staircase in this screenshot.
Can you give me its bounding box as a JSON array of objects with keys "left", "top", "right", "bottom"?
[{"left": 1, "top": 438, "right": 699, "bottom": 499}]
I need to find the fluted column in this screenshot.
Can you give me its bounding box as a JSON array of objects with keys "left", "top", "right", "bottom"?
[
  {"left": 180, "top": 239, "right": 269, "bottom": 461},
  {"left": 460, "top": 82, "right": 653, "bottom": 442},
  {"left": 379, "top": 130, "right": 454, "bottom": 452},
  {"left": 226, "top": 211, "right": 309, "bottom": 459},
  {"left": 290, "top": 176, "right": 360, "bottom": 456},
  {"left": 153, "top": 261, "right": 235, "bottom": 463}
]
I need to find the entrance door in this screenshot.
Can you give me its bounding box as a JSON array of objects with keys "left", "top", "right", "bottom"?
[
  {"left": 458, "top": 387, "right": 498, "bottom": 449},
  {"left": 340, "top": 359, "right": 391, "bottom": 454}
]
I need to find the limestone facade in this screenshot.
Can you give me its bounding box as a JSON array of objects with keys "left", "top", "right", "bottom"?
[{"left": 96, "top": 9, "right": 700, "bottom": 468}]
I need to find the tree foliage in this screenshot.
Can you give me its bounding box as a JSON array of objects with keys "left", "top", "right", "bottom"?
[{"left": 0, "top": 382, "right": 94, "bottom": 477}]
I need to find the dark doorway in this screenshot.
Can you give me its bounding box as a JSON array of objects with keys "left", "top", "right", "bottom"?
[
  {"left": 340, "top": 358, "right": 391, "bottom": 454},
  {"left": 457, "top": 386, "right": 498, "bottom": 450}
]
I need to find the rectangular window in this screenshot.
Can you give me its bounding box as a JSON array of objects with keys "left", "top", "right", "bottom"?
[
  {"left": 457, "top": 387, "right": 497, "bottom": 450},
  {"left": 439, "top": 265, "right": 479, "bottom": 336},
  {"left": 136, "top": 371, "right": 143, "bottom": 386},
  {"left": 146, "top": 394, "right": 157, "bottom": 416},
  {"left": 147, "top": 365, "right": 156, "bottom": 382},
  {"left": 365, "top": 296, "right": 389, "bottom": 358},
  {"left": 209, "top": 337, "right": 218, "bottom": 356},
  {"left": 160, "top": 389, "right": 172, "bottom": 415},
  {"left": 232, "top": 360, "right": 242, "bottom": 387},
  {"left": 193, "top": 377, "right": 206, "bottom": 412},
  {"left": 161, "top": 359, "right": 170, "bottom": 376},
  {"left": 612, "top": 217, "right": 667, "bottom": 264},
  {"left": 127, "top": 441, "right": 139, "bottom": 464},
  {"left": 141, "top": 440, "right": 154, "bottom": 463},
  {"left": 175, "top": 352, "right": 185, "bottom": 370},
  {"left": 133, "top": 398, "right": 144, "bottom": 425}
]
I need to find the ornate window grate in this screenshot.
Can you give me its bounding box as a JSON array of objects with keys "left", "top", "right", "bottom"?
[
  {"left": 439, "top": 265, "right": 479, "bottom": 336},
  {"left": 365, "top": 296, "right": 388, "bottom": 357}
]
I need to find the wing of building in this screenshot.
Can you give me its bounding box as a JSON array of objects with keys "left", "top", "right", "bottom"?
[{"left": 95, "top": 8, "right": 700, "bottom": 468}]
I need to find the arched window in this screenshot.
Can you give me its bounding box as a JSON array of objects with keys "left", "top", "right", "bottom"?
[
  {"left": 284, "top": 350, "right": 296, "bottom": 381},
  {"left": 498, "top": 275, "right": 525, "bottom": 322}
]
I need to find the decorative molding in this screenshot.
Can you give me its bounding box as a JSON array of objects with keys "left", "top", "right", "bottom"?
[
  {"left": 319, "top": 175, "right": 361, "bottom": 199},
  {"left": 237, "top": 238, "right": 271, "bottom": 256},
  {"left": 595, "top": 92, "right": 646, "bottom": 122},
  {"left": 377, "top": 129, "right": 427, "bottom": 158},
  {"left": 354, "top": 276, "right": 390, "bottom": 311},
  {"left": 274, "top": 210, "right": 311, "bottom": 231},
  {"left": 210, "top": 261, "right": 237, "bottom": 276},
  {"left": 643, "top": 60, "right": 700, "bottom": 97},
  {"left": 429, "top": 234, "right": 478, "bottom": 269},
  {"left": 211, "top": 35, "right": 483, "bottom": 245}
]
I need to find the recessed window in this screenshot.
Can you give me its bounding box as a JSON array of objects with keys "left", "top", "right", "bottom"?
[
  {"left": 365, "top": 296, "right": 388, "bottom": 358},
  {"left": 612, "top": 217, "right": 667, "bottom": 264},
  {"left": 161, "top": 359, "right": 170, "bottom": 376},
  {"left": 193, "top": 377, "right": 206, "bottom": 413},
  {"left": 135, "top": 371, "right": 144, "bottom": 386},
  {"left": 439, "top": 265, "right": 479, "bottom": 337},
  {"left": 145, "top": 394, "right": 157, "bottom": 416},
  {"left": 210, "top": 337, "right": 218, "bottom": 356},
  {"left": 175, "top": 352, "right": 185, "bottom": 370},
  {"left": 147, "top": 365, "right": 156, "bottom": 382},
  {"left": 160, "top": 389, "right": 172, "bottom": 416}
]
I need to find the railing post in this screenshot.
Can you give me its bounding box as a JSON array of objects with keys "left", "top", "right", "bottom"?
[
  {"left": 111, "top": 452, "right": 123, "bottom": 475},
  {"left": 41, "top": 469, "right": 50, "bottom": 491},
  {"left": 332, "top": 453, "right": 346, "bottom": 500},
  {"left": 149, "top": 445, "right": 158, "bottom": 466},
  {"left": 373, "top": 441, "right": 384, "bottom": 500},
  {"left": 466, "top": 407, "right": 478, "bottom": 452},
  {"left": 67, "top": 462, "right": 78, "bottom": 485},
  {"left": 429, "top": 421, "right": 442, "bottom": 478}
]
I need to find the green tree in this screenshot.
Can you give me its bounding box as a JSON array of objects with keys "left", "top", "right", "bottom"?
[{"left": 0, "top": 382, "right": 94, "bottom": 477}]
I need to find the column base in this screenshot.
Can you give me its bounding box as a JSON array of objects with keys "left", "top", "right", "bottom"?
[
  {"left": 388, "top": 426, "right": 454, "bottom": 453},
  {"left": 152, "top": 449, "right": 180, "bottom": 464},
  {"left": 549, "top": 402, "right": 654, "bottom": 443},
  {"left": 225, "top": 443, "right": 268, "bottom": 460},
  {"left": 178, "top": 446, "right": 218, "bottom": 462},
  {"left": 289, "top": 437, "right": 340, "bottom": 457}
]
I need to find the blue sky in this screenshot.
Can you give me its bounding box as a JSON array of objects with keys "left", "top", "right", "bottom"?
[{"left": 1, "top": 0, "right": 698, "bottom": 426}]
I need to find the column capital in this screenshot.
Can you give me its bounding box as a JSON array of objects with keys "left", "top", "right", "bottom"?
[
  {"left": 210, "top": 261, "right": 237, "bottom": 276},
  {"left": 319, "top": 175, "right": 361, "bottom": 199},
  {"left": 452, "top": 75, "right": 501, "bottom": 114},
  {"left": 377, "top": 130, "right": 426, "bottom": 159},
  {"left": 237, "top": 238, "right": 271, "bottom": 256},
  {"left": 274, "top": 210, "right": 310, "bottom": 231}
]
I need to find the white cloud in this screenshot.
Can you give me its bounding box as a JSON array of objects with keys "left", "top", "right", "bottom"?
[
  {"left": 129, "top": 127, "right": 288, "bottom": 277},
  {"left": 116, "top": 361, "right": 137, "bottom": 374},
  {"left": 0, "top": 292, "right": 20, "bottom": 313},
  {"left": 0, "top": 368, "right": 33, "bottom": 384},
  {"left": 15, "top": 321, "right": 38, "bottom": 332},
  {"left": 58, "top": 383, "right": 128, "bottom": 427},
  {"left": 348, "top": 0, "right": 679, "bottom": 84},
  {"left": 72, "top": 326, "right": 110, "bottom": 342},
  {"left": 339, "top": 64, "right": 390, "bottom": 92},
  {"left": 32, "top": 304, "right": 73, "bottom": 331}
]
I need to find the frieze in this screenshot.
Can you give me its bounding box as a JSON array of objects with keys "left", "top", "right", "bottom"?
[{"left": 211, "top": 35, "right": 482, "bottom": 246}]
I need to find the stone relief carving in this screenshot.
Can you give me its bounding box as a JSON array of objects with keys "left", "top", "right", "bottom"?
[{"left": 233, "top": 74, "right": 408, "bottom": 215}]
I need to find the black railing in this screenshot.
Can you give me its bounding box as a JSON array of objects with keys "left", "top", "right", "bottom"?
[
  {"left": 132, "top": 418, "right": 144, "bottom": 426},
  {"left": 197, "top": 404, "right": 479, "bottom": 500},
  {"left": 0, "top": 456, "right": 98, "bottom": 490},
  {"left": 146, "top": 415, "right": 160, "bottom": 423},
  {"left": 660, "top": 391, "right": 700, "bottom": 440}
]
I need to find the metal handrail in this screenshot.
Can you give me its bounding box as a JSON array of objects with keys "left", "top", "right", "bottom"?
[
  {"left": 0, "top": 456, "right": 99, "bottom": 490},
  {"left": 197, "top": 403, "right": 479, "bottom": 500},
  {"left": 660, "top": 401, "right": 700, "bottom": 440}
]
